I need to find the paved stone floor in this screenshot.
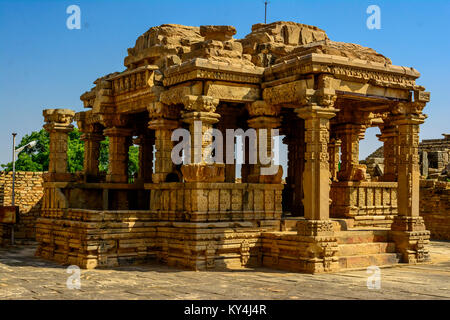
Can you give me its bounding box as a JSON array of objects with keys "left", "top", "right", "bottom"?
[{"left": 0, "top": 241, "right": 449, "bottom": 300}]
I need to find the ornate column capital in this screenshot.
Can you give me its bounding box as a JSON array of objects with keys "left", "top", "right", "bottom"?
[
  {"left": 246, "top": 100, "right": 281, "bottom": 129},
  {"left": 43, "top": 109, "right": 75, "bottom": 133},
  {"left": 390, "top": 102, "right": 427, "bottom": 125},
  {"left": 182, "top": 95, "right": 219, "bottom": 113},
  {"left": 247, "top": 100, "right": 280, "bottom": 117},
  {"left": 295, "top": 105, "right": 338, "bottom": 120},
  {"left": 179, "top": 95, "right": 224, "bottom": 182}
]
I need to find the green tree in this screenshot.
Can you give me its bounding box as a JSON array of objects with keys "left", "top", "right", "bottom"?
[
  {"left": 67, "top": 129, "right": 85, "bottom": 173},
  {"left": 128, "top": 145, "right": 139, "bottom": 177},
  {"left": 1, "top": 129, "right": 50, "bottom": 172},
  {"left": 1, "top": 128, "right": 140, "bottom": 177}
]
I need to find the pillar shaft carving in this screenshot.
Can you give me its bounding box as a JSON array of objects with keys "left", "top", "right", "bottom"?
[
  {"left": 295, "top": 105, "right": 337, "bottom": 220},
  {"left": 103, "top": 127, "right": 133, "bottom": 183},
  {"left": 282, "top": 115, "right": 305, "bottom": 215},
  {"left": 148, "top": 102, "right": 180, "bottom": 183},
  {"left": 391, "top": 107, "right": 425, "bottom": 218},
  {"left": 75, "top": 111, "right": 104, "bottom": 178},
  {"left": 134, "top": 132, "right": 155, "bottom": 183},
  {"left": 335, "top": 123, "right": 363, "bottom": 181},
  {"left": 81, "top": 132, "right": 104, "bottom": 177},
  {"left": 217, "top": 105, "right": 240, "bottom": 183},
  {"left": 390, "top": 102, "right": 431, "bottom": 264},
  {"left": 328, "top": 138, "right": 341, "bottom": 182},
  {"left": 247, "top": 101, "right": 282, "bottom": 184},
  {"left": 377, "top": 123, "right": 398, "bottom": 181},
  {"left": 180, "top": 95, "right": 225, "bottom": 183}
]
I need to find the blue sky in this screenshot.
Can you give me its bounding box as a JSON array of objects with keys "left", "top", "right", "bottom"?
[{"left": 0, "top": 0, "right": 449, "bottom": 167}]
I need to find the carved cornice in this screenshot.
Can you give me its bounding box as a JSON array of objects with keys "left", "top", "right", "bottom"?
[
  {"left": 263, "top": 53, "right": 420, "bottom": 90},
  {"left": 263, "top": 81, "right": 337, "bottom": 110},
  {"left": 263, "top": 80, "right": 315, "bottom": 106},
  {"left": 163, "top": 58, "right": 264, "bottom": 86}
]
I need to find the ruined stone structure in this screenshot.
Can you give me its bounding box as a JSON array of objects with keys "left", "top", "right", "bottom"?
[
  {"left": 365, "top": 133, "right": 450, "bottom": 181},
  {"left": 0, "top": 172, "right": 44, "bottom": 245},
  {"left": 420, "top": 134, "right": 450, "bottom": 179},
  {"left": 419, "top": 180, "right": 450, "bottom": 240},
  {"left": 35, "top": 22, "right": 431, "bottom": 273}
]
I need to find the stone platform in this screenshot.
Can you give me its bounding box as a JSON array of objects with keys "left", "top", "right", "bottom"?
[
  {"left": 0, "top": 241, "right": 449, "bottom": 300},
  {"left": 35, "top": 209, "right": 429, "bottom": 274}
]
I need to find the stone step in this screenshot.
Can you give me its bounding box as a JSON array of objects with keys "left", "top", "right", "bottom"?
[
  {"left": 338, "top": 242, "right": 396, "bottom": 256},
  {"left": 335, "top": 230, "right": 389, "bottom": 244},
  {"left": 280, "top": 219, "right": 354, "bottom": 232},
  {"left": 332, "top": 219, "right": 355, "bottom": 231},
  {"left": 280, "top": 219, "right": 301, "bottom": 231},
  {"left": 339, "top": 253, "right": 400, "bottom": 270}
]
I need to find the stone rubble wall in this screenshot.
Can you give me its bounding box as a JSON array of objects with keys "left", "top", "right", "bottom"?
[
  {"left": 0, "top": 171, "right": 44, "bottom": 244},
  {"left": 420, "top": 180, "right": 450, "bottom": 240}
]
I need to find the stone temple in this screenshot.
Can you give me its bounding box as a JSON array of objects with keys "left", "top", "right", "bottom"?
[{"left": 36, "top": 22, "right": 431, "bottom": 273}]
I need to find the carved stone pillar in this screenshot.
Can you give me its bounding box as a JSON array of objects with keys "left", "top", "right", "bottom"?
[
  {"left": 377, "top": 123, "right": 398, "bottom": 181},
  {"left": 390, "top": 101, "right": 431, "bottom": 264},
  {"left": 180, "top": 95, "right": 225, "bottom": 182},
  {"left": 296, "top": 105, "right": 337, "bottom": 221},
  {"left": 328, "top": 137, "right": 341, "bottom": 182},
  {"left": 75, "top": 111, "right": 104, "bottom": 180},
  {"left": 282, "top": 114, "right": 305, "bottom": 216},
  {"left": 43, "top": 109, "right": 75, "bottom": 174},
  {"left": 148, "top": 102, "right": 179, "bottom": 183},
  {"left": 393, "top": 109, "right": 424, "bottom": 218},
  {"left": 336, "top": 123, "right": 363, "bottom": 181},
  {"left": 133, "top": 131, "right": 155, "bottom": 183},
  {"left": 294, "top": 96, "right": 339, "bottom": 274},
  {"left": 81, "top": 132, "right": 104, "bottom": 177},
  {"left": 246, "top": 101, "right": 282, "bottom": 184},
  {"left": 103, "top": 127, "right": 132, "bottom": 183},
  {"left": 217, "top": 104, "right": 239, "bottom": 183}
]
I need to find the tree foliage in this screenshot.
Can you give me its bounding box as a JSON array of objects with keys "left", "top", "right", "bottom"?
[{"left": 1, "top": 129, "right": 139, "bottom": 177}]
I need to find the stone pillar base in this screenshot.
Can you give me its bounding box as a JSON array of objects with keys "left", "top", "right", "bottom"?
[
  {"left": 295, "top": 220, "right": 339, "bottom": 273},
  {"left": 390, "top": 216, "right": 431, "bottom": 264},
  {"left": 248, "top": 165, "right": 283, "bottom": 184}
]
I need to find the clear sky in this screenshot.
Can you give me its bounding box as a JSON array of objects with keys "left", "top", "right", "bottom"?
[{"left": 0, "top": 0, "right": 449, "bottom": 167}]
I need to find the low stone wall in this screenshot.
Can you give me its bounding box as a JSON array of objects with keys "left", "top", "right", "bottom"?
[
  {"left": 420, "top": 180, "right": 450, "bottom": 240},
  {"left": 330, "top": 181, "right": 398, "bottom": 227},
  {"left": 0, "top": 171, "right": 44, "bottom": 244}
]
